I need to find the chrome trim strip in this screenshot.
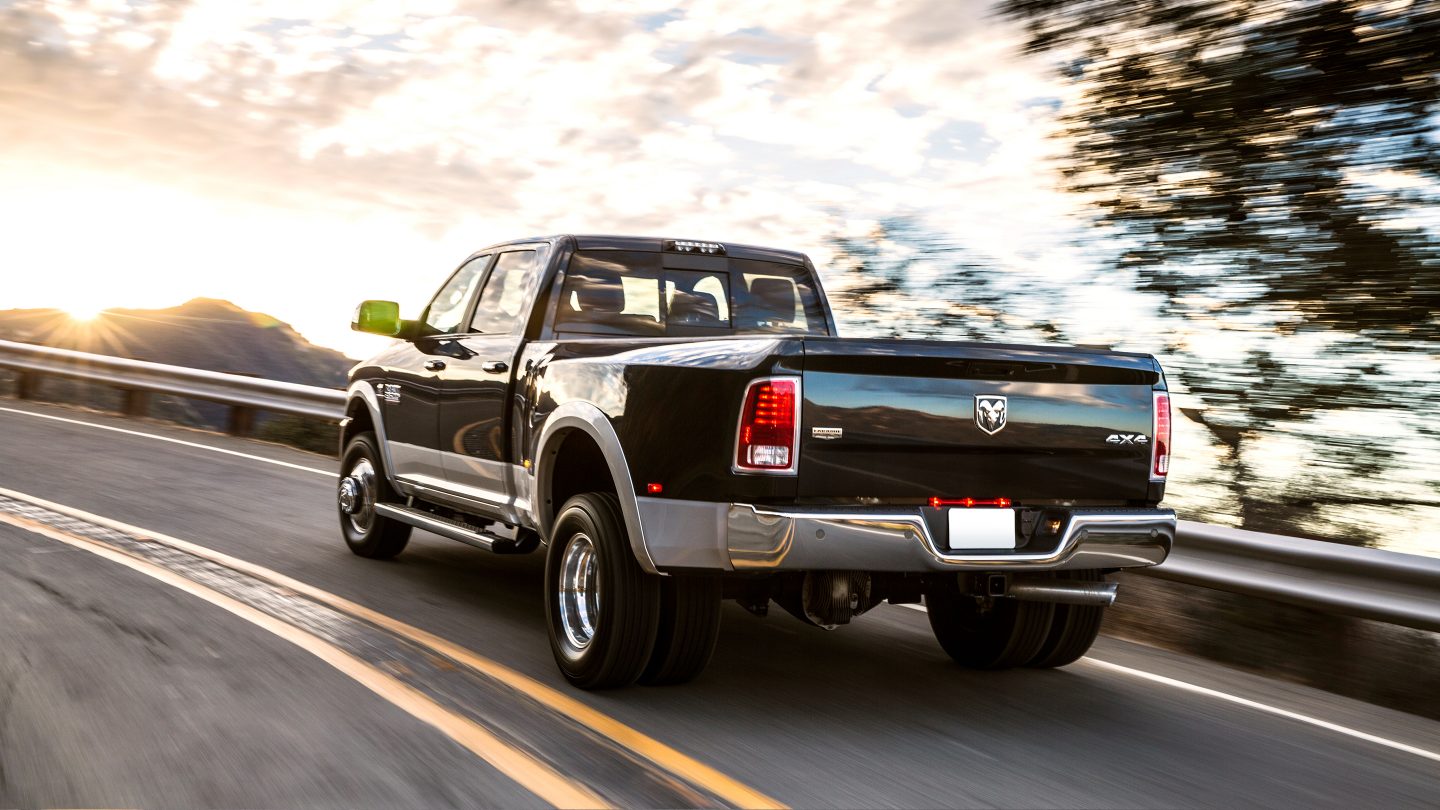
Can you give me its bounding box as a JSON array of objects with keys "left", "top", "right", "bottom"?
[
  {"left": 374, "top": 503, "right": 498, "bottom": 551},
  {"left": 726, "top": 506, "right": 1174, "bottom": 571}
]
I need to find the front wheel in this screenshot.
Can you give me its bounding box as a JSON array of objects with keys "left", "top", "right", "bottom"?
[
  {"left": 926, "top": 575, "right": 1054, "bottom": 669},
  {"left": 545, "top": 493, "right": 660, "bottom": 689},
  {"left": 337, "top": 433, "right": 411, "bottom": 559}
]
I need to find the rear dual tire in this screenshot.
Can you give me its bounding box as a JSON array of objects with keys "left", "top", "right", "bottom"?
[
  {"left": 926, "top": 571, "right": 1106, "bottom": 669},
  {"left": 544, "top": 494, "right": 724, "bottom": 689}
]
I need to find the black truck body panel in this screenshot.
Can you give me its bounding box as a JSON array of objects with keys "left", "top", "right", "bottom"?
[
  {"left": 345, "top": 234, "right": 1171, "bottom": 573},
  {"left": 797, "top": 338, "right": 1162, "bottom": 503}
]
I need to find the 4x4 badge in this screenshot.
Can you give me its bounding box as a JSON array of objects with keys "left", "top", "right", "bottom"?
[{"left": 975, "top": 395, "right": 1007, "bottom": 435}]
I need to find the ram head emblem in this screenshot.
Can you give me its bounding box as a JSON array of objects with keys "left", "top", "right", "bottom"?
[{"left": 975, "top": 395, "right": 1008, "bottom": 436}]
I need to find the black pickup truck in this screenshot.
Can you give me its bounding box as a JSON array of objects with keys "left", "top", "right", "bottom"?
[{"left": 339, "top": 235, "right": 1175, "bottom": 689}]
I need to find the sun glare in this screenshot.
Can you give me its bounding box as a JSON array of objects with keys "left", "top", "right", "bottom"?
[{"left": 66, "top": 305, "right": 106, "bottom": 322}]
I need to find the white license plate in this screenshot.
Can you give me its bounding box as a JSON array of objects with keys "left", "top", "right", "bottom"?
[{"left": 947, "top": 508, "right": 1017, "bottom": 550}]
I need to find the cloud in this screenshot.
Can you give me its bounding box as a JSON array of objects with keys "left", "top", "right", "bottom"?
[{"left": 0, "top": 0, "right": 1079, "bottom": 355}]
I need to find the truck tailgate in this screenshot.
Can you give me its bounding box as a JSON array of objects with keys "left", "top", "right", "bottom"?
[{"left": 798, "top": 338, "right": 1161, "bottom": 501}]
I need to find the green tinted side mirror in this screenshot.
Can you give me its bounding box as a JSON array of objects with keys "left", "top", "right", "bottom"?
[{"left": 352, "top": 300, "right": 401, "bottom": 336}]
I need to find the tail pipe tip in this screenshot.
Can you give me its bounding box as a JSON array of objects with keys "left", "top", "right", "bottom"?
[{"left": 1003, "top": 577, "right": 1119, "bottom": 607}]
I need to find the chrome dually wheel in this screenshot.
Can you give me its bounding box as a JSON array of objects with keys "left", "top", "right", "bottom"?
[
  {"left": 544, "top": 493, "right": 660, "bottom": 689},
  {"left": 557, "top": 533, "right": 600, "bottom": 651},
  {"left": 338, "top": 457, "right": 377, "bottom": 535},
  {"left": 337, "top": 432, "right": 410, "bottom": 559}
]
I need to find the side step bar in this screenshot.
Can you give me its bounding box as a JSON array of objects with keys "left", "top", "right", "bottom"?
[{"left": 374, "top": 503, "right": 533, "bottom": 554}]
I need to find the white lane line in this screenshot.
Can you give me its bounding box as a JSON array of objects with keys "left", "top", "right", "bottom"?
[
  {"left": 1080, "top": 658, "right": 1440, "bottom": 764},
  {"left": 888, "top": 601, "right": 1440, "bottom": 764},
  {"left": 0, "top": 405, "right": 333, "bottom": 478}
]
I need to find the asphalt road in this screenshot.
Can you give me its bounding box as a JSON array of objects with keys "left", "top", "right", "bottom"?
[{"left": 0, "top": 399, "right": 1437, "bottom": 808}]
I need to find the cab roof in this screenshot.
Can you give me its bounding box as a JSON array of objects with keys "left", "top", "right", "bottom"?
[{"left": 479, "top": 234, "right": 812, "bottom": 266}]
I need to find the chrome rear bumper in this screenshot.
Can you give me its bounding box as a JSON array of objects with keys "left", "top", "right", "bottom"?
[{"left": 724, "top": 505, "right": 1174, "bottom": 572}]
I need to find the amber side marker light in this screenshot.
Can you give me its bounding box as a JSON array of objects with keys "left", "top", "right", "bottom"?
[{"left": 930, "top": 497, "right": 1012, "bottom": 508}]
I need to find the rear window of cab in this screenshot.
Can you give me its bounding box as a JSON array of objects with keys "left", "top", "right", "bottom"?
[{"left": 553, "top": 250, "right": 830, "bottom": 337}]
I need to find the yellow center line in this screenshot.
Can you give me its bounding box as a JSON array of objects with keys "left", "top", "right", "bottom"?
[
  {"left": 0, "top": 485, "right": 787, "bottom": 810},
  {"left": 0, "top": 508, "right": 609, "bottom": 810}
]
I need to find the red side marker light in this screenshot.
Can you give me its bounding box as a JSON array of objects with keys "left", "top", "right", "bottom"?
[{"left": 646, "top": 482, "right": 664, "bottom": 494}]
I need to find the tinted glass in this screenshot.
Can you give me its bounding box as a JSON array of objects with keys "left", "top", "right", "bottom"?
[
  {"left": 666, "top": 270, "right": 731, "bottom": 327},
  {"left": 553, "top": 251, "right": 828, "bottom": 337},
  {"left": 424, "top": 256, "right": 489, "bottom": 335},
  {"left": 470, "top": 250, "right": 536, "bottom": 335},
  {"left": 555, "top": 251, "right": 664, "bottom": 336},
  {"left": 731, "top": 258, "right": 829, "bottom": 334}
]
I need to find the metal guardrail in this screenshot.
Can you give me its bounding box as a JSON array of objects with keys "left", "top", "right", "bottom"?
[
  {"left": 2, "top": 338, "right": 1437, "bottom": 632},
  {"left": 1155, "top": 521, "right": 1440, "bottom": 633},
  {"left": 0, "top": 339, "right": 345, "bottom": 434}
]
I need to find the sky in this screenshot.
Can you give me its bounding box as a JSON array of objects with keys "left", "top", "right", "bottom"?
[{"left": 0, "top": 0, "right": 1076, "bottom": 358}]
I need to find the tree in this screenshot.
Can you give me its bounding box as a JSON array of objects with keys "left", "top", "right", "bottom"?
[
  {"left": 822, "top": 216, "right": 1066, "bottom": 344},
  {"left": 991, "top": 0, "right": 1440, "bottom": 539},
  {"left": 1000, "top": 0, "right": 1440, "bottom": 340}
]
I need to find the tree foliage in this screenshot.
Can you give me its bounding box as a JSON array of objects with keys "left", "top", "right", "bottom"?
[
  {"left": 1001, "top": 0, "right": 1440, "bottom": 342},
  {"left": 959, "top": 0, "right": 1440, "bottom": 540}
]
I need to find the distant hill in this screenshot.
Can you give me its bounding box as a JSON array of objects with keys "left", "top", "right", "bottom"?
[
  {"left": 0, "top": 298, "right": 353, "bottom": 387},
  {"left": 0, "top": 299, "right": 353, "bottom": 444}
]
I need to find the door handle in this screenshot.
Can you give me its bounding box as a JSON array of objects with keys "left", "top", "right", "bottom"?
[
  {"left": 424, "top": 359, "right": 447, "bottom": 372},
  {"left": 481, "top": 360, "right": 509, "bottom": 374}
]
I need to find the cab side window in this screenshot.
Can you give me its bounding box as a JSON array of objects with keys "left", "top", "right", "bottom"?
[
  {"left": 470, "top": 250, "right": 537, "bottom": 335},
  {"left": 423, "top": 256, "right": 490, "bottom": 335}
]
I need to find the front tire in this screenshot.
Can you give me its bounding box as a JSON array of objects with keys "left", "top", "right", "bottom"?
[
  {"left": 545, "top": 493, "right": 660, "bottom": 689},
  {"left": 338, "top": 433, "right": 411, "bottom": 559},
  {"left": 926, "top": 575, "right": 1054, "bottom": 669}
]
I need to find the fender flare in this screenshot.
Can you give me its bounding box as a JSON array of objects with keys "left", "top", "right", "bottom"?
[
  {"left": 344, "top": 381, "right": 403, "bottom": 491},
  {"left": 533, "top": 401, "right": 658, "bottom": 574}
]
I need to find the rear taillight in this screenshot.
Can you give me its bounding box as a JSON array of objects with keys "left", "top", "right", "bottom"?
[
  {"left": 734, "top": 377, "right": 799, "bottom": 474},
  {"left": 1152, "top": 391, "right": 1171, "bottom": 480}
]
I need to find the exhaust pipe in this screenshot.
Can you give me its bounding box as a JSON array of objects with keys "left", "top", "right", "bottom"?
[{"left": 1005, "top": 577, "right": 1118, "bottom": 607}]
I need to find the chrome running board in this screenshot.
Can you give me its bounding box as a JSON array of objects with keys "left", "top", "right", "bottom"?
[{"left": 374, "top": 503, "right": 530, "bottom": 554}]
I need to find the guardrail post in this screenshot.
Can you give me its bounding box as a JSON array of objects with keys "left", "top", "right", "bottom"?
[
  {"left": 15, "top": 371, "right": 39, "bottom": 400},
  {"left": 121, "top": 389, "right": 150, "bottom": 418},
  {"left": 227, "top": 405, "right": 255, "bottom": 437}
]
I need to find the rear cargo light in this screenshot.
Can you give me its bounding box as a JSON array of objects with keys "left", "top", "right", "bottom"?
[
  {"left": 734, "top": 377, "right": 799, "bottom": 474},
  {"left": 1152, "top": 391, "right": 1171, "bottom": 480},
  {"left": 666, "top": 240, "right": 726, "bottom": 255},
  {"left": 930, "top": 497, "right": 1012, "bottom": 508}
]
